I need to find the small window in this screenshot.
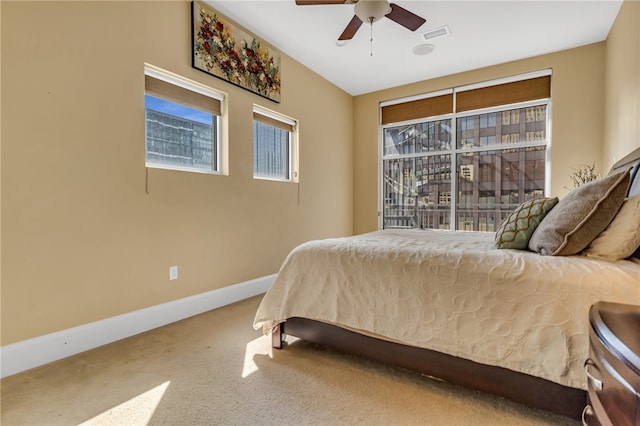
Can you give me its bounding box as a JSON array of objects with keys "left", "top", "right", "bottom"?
[
  {"left": 144, "top": 65, "right": 224, "bottom": 173},
  {"left": 253, "top": 106, "right": 298, "bottom": 182}
]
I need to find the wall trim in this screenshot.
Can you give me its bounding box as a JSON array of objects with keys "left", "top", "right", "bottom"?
[{"left": 0, "top": 274, "right": 276, "bottom": 378}]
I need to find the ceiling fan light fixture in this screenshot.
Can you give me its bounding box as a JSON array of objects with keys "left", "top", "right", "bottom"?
[{"left": 354, "top": 0, "right": 392, "bottom": 23}]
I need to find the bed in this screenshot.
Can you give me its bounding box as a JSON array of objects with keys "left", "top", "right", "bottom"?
[{"left": 254, "top": 149, "right": 640, "bottom": 420}]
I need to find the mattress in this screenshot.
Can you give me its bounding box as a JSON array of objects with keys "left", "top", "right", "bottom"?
[{"left": 254, "top": 229, "right": 640, "bottom": 390}]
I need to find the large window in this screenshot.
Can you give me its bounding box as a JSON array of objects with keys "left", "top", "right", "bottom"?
[
  {"left": 381, "top": 72, "right": 550, "bottom": 232},
  {"left": 144, "top": 64, "right": 224, "bottom": 174},
  {"left": 253, "top": 105, "right": 298, "bottom": 182}
]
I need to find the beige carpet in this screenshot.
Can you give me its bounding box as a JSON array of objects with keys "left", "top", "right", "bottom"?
[{"left": 1, "top": 296, "right": 579, "bottom": 426}]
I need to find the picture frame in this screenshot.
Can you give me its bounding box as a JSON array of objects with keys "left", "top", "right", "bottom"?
[{"left": 191, "top": 1, "right": 281, "bottom": 103}]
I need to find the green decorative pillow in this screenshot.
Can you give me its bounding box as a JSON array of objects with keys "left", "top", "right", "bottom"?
[
  {"left": 528, "top": 170, "right": 630, "bottom": 256},
  {"left": 495, "top": 197, "right": 559, "bottom": 249}
]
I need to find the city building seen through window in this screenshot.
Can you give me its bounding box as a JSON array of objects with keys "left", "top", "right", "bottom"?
[
  {"left": 253, "top": 105, "right": 298, "bottom": 182},
  {"left": 381, "top": 73, "right": 551, "bottom": 232},
  {"left": 144, "top": 65, "right": 223, "bottom": 174}
]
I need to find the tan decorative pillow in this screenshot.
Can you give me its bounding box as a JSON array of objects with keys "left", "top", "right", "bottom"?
[
  {"left": 495, "top": 197, "right": 558, "bottom": 249},
  {"left": 528, "top": 170, "right": 630, "bottom": 256},
  {"left": 582, "top": 195, "right": 640, "bottom": 261}
]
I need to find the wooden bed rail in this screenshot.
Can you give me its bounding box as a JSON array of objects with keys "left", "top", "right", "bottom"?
[{"left": 274, "top": 318, "right": 587, "bottom": 421}]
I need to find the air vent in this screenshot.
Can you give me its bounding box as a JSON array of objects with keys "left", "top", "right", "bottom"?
[{"left": 421, "top": 25, "right": 450, "bottom": 41}]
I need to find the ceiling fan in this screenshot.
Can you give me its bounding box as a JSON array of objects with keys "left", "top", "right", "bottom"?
[{"left": 295, "top": 0, "right": 426, "bottom": 41}]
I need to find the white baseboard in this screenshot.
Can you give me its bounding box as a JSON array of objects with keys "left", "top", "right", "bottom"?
[{"left": 0, "top": 274, "right": 276, "bottom": 378}]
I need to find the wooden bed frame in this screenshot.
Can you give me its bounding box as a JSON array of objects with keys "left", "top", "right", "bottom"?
[
  {"left": 270, "top": 149, "right": 640, "bottom": 421},
  {"left": 272, "top": 319, "right": 586, "bottom": 420}
]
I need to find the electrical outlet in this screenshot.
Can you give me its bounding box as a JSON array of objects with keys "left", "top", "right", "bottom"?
[{"left": 169, "top": 266, "right": 178, "bottom": 280}]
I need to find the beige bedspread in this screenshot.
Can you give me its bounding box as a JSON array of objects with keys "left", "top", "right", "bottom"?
[{"left": 254, "top": 229, "right": 640, "bottom": 390}]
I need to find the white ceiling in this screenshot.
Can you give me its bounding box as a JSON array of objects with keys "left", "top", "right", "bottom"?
[{"left": 206, "top": 0, "right": 623, "bottom": 96}]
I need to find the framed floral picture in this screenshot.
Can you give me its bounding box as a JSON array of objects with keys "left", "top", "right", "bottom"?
[{"left": 192, "top": 1, "right": 281, "bottom": 103}]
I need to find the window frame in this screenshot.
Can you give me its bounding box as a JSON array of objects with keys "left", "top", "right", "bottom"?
[
  {"left": 252, "top": 105, "right": 299, "bottom": 183},
  {"left": 379, "top": 70, "right": 552, "bottom": 231},
  {"left": 144, "top": 64, "right": 225, "bottom": 175}
]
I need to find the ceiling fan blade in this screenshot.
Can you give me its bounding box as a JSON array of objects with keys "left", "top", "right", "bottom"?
[
  {"left": 386, "top": 3, "right": 426, "bottom": 31},
  {"left": 338, "top": 15, "right": 363, "bottom": 40},
  {"left": 295, "top": 0, "right": 349, "bottom": 5}
]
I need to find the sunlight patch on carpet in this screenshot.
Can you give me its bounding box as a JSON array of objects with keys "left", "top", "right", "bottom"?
[
  {"left": 78, "top": 381, "right": 170, "bottom": 426},
  {"left": 242, "top": 336, "right": 272, "bottom": 378}
]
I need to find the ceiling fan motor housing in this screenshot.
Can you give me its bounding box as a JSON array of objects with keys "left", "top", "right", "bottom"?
[{"left": 354, "top": 0, "right": 392, "bottom": 23}]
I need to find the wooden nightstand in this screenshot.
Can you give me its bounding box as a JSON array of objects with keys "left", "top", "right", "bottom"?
[{"left": 583, "top": 301, "right": 640, "bottom": 426}]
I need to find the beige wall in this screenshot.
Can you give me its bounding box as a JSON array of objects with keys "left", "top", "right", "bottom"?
[
  {"left": 604, "top": 0, "right": 640, "bottom": 168},
  {"left": 1, "top": 1, "right": 353, "bottom": 345},
  {"left": 2, "top": 0, "right": 639, "bottom": 347}
]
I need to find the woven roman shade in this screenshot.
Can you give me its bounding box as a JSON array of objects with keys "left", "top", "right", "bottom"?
[
  {"left": 456, "top": 76, "right": 551, "bottom": 113},
  {"left": 381, "top": 74, "right": 551, "bottom": 125},
  {"left": 145, "top": 75, "right": 222, "bottom": 116},
  {"left": 381, "top": 93, "right": 453, "bottom": 125}
]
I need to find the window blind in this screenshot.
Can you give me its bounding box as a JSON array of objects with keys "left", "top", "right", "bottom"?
[
  {"left": 381, "top": 74, "right": 551, "bottom": 125},
  {"left": 145, "top": 75, "right": 222, "bottom": 116},
  {"left": 253, "top": 110, "right": 295, "bottom": 132},
  {"left": 381, "top": 93, "right": 453, "bottom": 125},
  {"left": 455, "top": 76, "right": 551, "bottom": 112}
]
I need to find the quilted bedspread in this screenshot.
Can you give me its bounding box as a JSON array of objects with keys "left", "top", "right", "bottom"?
[{"left": 254, "top": 229, "right": 640, "bottom": 390}]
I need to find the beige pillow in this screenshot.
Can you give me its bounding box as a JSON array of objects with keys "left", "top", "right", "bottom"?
[
  {"left": 528, "top": 170, "right": 630, "bottom": 256},
  {"left": 582, "top": 195, "right": 640, "bottom": 261}
]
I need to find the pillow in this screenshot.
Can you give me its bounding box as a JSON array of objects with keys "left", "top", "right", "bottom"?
[
  {"left": 582, "top": 195, "right": 640, "bottom": 261},
  {"left": 528, "top": 170, "right": 630, "bottom": 256},
  {"left": 495, "top": 197, "right": 558, "bottom": 249}
]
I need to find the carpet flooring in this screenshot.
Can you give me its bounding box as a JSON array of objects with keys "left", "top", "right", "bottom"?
[{"left": 1, "top": 295, "right": 579, "bottom": 425}]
